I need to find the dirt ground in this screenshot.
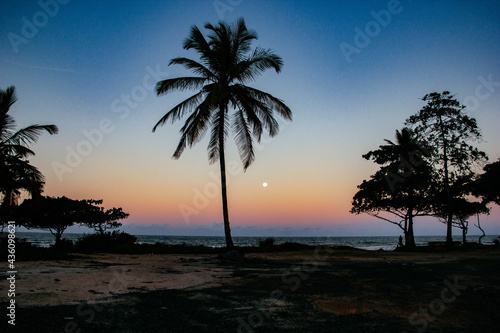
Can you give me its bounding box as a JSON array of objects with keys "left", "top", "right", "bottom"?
[{"left": 2, "top": 247, "right": 500, "bottom": 332}]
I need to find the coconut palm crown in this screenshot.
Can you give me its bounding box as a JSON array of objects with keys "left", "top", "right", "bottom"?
[
  {"left": 0, "top": 86, "right": 58, "bottom": 207},
  {"left": 153, "top": 18, "right": 292, "bottom": 247}
]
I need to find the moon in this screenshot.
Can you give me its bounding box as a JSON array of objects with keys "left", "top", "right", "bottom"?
[{"left": 262, "top": 182, "right": 268, "bottom": 188}]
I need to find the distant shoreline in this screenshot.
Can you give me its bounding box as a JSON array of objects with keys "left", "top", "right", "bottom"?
[
  {"left": 13, "top": 232, "right": 500, "bottom": 252},
  {"left": 14, "top": 231, "right": 498, "bottom": 237}
]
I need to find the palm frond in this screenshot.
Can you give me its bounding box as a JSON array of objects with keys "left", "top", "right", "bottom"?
[
  {"left": 156, "top": 77, "right": 208, "bottom": 96},
  {"left": 7, "top": 124, "right": 58, "bottom": 147},
  {"left": 229, "top": 86, "right": 271, "bottom": 140},
  {"left": 238, "top": 86, "right": 292, "bottom": 121},
  {"left": 0, "top": 86, "right": 19, "bottom": 142},
  {"left": 0, "top": 114, "right": 17, "bottom": 141},
  {"left": 173, "top": 99, "right": 215, "bottom": 159},
  {"left": 183, "top": 25, "right": 212, "bottom": 63},
  {"left": 384, "top": 139, "right": 395, "bottom": 146},
  {"left": 0, "top": 86, "right": 17, "bottom": 117},
  {"left": 152, "top": 91, "right": 205, "bottom": 131},
  {"left": 232, "top": 85, "right": 289, "bottom": 138},
  {"left": 233, "top": 109, "right": 255, "bottom": 170},
  {"left": 250, "top": 103, "right": 276, "bottom": 138},
  {"left": 235, "top": 48, "right": 283, "bottom": 83},
  {"left": 184, "top": 100, "right": 215, "bottom": 147},
  {"left": 207, "top": 111, "right": 228, "bottom": 165},
  {"left": 172, "top": 131, "right": 189, "bottom": 160},
  {"left": 168, "top": 58, "right": 215, "bottom": 79},
  {"left": 1, "top": 144, "right": 35, "bottom": 158},
  {"left": 0, "top": 156, "right": 45, "bottom": 197},
  {"left": 15, "top": 161, "right": 45, "bottom": 195},
  {"left": 231, "top": 18, "right": 258, "bottom": 61}
]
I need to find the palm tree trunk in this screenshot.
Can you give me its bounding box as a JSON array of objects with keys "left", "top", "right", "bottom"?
[{"left": 218, "top": 105, "right": 234, "bottom": 248}]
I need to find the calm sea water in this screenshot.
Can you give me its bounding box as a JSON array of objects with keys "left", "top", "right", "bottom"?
[{"left": 14, "top": 232, "right": 500, "bottom": 251}]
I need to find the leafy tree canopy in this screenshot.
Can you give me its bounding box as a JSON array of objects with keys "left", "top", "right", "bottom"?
[
  {"left": 18, "top": 196, "right": 93, "bottom": 244},
  {"left": 471, "top": 160, "right": 500, "bottom": 206},
  {"left": 17, "top": 196, "right": 128, "bottom": 245},
  {"left": 82, "top": 203, "right": 129, "bottom": 234},
  {"left": 405, "top": 91, "right": 487, "bottom": 176}
]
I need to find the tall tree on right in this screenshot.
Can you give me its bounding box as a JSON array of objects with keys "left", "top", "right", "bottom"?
[
  {"left": 405, "top": 91, "right": 488, "bottom": 247},
  {"left": 432, "top": 174, "right": 490, "bottom": 245}
]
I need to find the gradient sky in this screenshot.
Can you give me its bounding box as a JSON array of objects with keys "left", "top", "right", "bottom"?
[{"left": 1, "top": 0, "right": 499, "bottom": 237}]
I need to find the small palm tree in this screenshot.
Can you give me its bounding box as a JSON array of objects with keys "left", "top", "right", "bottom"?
[
  {"left": 0, "top": 86, "right": 58, "bottom": 207},
  {"left": 385, "top": 128, "right": 431, "bottom": 248},
  {"left": 361, "top": 128, "right": 433, "bottom": 248},
  {"left": 365, "top": 128, "right": 428, "bottom": 164},
  {"left": 153, "top": 19, "right": 292, "bottom": 248}
]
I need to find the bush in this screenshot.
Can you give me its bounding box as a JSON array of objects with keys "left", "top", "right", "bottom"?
[
  {"left": 75, "top": 231, "right": 137, "bottom": 252},
  {"left": 0, "top": 233, "right": 71, "bottom": 261},
  {"left": 259, "top": 237, "right": 275, "bottom": 248},
  {"left": 52, "top": 238, "right": 74, "bottom": 251}
]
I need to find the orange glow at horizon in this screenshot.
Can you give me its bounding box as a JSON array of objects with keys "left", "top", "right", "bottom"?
[{"left": 42, "top": 151, "right": 360, "bottom": 228}]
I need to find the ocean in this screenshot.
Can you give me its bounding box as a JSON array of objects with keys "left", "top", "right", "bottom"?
[{"left": 14, "top": 232, "right": 500, "bottom": 251}]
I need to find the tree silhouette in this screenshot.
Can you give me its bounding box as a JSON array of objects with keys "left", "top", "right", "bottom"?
[
  {"left": 405, "top": 91, "right": 487, "bottom": 247},
  {"left": 432, "top": 174, "right": 490, "bottom": 245},
  {"left": 19, "top": 196, "right": 94, "bottom": 246},
  {"left": 471, "top": 159, "right": 500, "bottom": 207},
  {"left": 81, "top": 200, "right": 129, "bottom": 234},
  {"left": 18, "top": 197, "right": 129, "bottom": 246},
  {"left": 0, "top": 86, "right": 58, "bottom": 209},
  {"left": 352, "top": 128, "right": 434, "bottom": 248},
  {"left": 152, "top": 19, "right": 292, "bottom": 248}
]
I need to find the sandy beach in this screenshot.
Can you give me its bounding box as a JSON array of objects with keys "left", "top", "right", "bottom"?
[{"left": 2, "top": 246, "right": 499, "bottom": 332}]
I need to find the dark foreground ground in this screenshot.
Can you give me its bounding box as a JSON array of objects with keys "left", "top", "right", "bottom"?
[{"left": 4, "top": 246, "right": 500, "bottom": 332}]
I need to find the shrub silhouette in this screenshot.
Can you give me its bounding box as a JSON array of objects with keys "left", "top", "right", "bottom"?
[
  {"left": 259, "top": 237, "right": 276, "bottom": 248},
  {"left": 75, "top": 231, "right": 137, "bottom": 252},
  {"left": 51, "top": 238, "right": 74, "bottom": 251},
  {"left": 1, "top": 233, "right": 70, "bottom": 261}
]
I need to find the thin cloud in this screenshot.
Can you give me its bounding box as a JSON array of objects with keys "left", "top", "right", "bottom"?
[{"left": 2, "top": 58, "right": 76, "bottom": 73}]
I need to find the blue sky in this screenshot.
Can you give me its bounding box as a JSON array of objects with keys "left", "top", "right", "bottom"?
[{"left": 1, "top": 0, "right": 499, "bottom": 237}]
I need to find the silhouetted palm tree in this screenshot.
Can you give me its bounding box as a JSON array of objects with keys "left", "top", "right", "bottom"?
[
  {"left": 386, "top": 128, "right": 432, "bottom": 248},
  {"left": 361, "top": 128, "right": 433, "bottom": 248},
  {"left": 153, "top": 19, "right": 292, "bottom": 247},
  {"left": 365, "top": 128, "right": 428, "bottom": 164},
  {"left": 0, "top": 86, "right": 58, "bottom": 207}
]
